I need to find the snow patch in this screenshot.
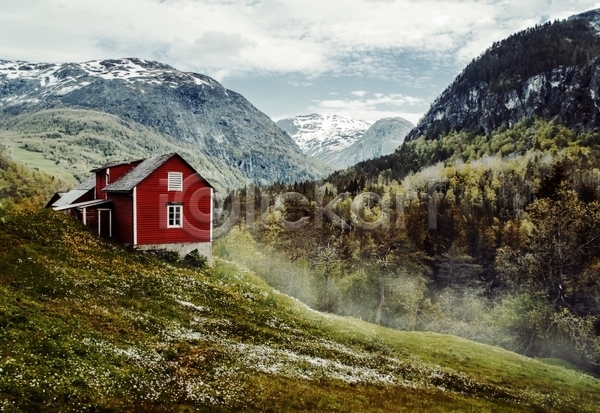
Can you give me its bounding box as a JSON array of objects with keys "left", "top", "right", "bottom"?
[
  {"left": 505, "top": 93, "right": 521, "bottom": 110},
  {"left": 278, "top": 114, "right": 372, "bottom": 157},
  {"left": 525, "top": 75, "right": 544, "bottom": 100},
  {"left": 177, "top": 299, "right": 209, "bottom": 313},
  {"left": 53, "top": 85, "right": 82, "bottom": 96},
  {"left": 0, "top": 58, "right": 217, "bottom": 98}
]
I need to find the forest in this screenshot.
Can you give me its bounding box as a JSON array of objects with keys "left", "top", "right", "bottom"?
[
  {"left": 215, "top": 118, "right": 600, "bottom": 373},
  {"left": 451, "top": 18, "right": 600, "bottom": 96}
]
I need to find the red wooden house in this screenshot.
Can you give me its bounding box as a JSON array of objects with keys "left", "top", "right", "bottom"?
[{"left": 48, "top": 153, "right": 214, "bottom": 264}]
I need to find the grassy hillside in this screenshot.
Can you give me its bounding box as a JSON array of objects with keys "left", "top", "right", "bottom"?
[
  {"left": 0, "top": 149, "right": 68, "bottom": 210},
  {"left": 1, "top": 208, "right": 600, "bottom": 412},
  {"left": 0, "top": 109, "right": 247, "bottom": 190}
]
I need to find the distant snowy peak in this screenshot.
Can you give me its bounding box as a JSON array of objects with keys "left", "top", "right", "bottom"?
[
  {"left": 277, "top": 114, "right": 414, "bottom": 170},
  {"left": 0, "top": 58, "right": 219, "bottom": 99},
  {"left": 339, "top": 117, "right": 414, "bottom": 167},
  {"left": 276, "top": 114, "right": 372, "bottom": 158}
]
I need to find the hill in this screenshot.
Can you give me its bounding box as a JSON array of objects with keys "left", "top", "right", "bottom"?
[
  {"left": 2, "top": 206, "right": 600, "bottom": 411},
  {"left": 0, "top": 148, "right": 68, "bottom": 210},
  {"left": 0, "top": 109, "right": 248, "bottom": 190},
  {"left": 0, "top": 59, "right": 330, "bottom": 187}
]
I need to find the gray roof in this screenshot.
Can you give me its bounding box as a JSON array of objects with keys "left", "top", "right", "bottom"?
[
  {"left": 52, "top": 189, "right": 92, "bottom": 208},
  {"left": 91, "top": 158, "right": 144, "bottom": 172},
  {"left": 73, "top": 175, "right": 96, "bottom": 190},
  {"left": 104, "top": 153, "right": 175, "bottom": 192},
  {"left": 51, "top": 175, "right": 96, "bottom": 208},
  {"left": 53, "top": 199, "right": 111, "bottom": 212}
]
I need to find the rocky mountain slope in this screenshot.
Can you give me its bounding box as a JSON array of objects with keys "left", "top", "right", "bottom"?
[
  {"left": 277, "top": 114, "right": 413, "bottom": 170},
  {"left": 406, "top": 9, "right": 600, "bottom": 142},
  {"left": 276, "top": 114, "right": 371, "bottom": 168},
  {"left": 0, "top": 58, "right": 329, "bottom": 187},
  {"left": 339, "top": 117, "right": 414, "bottom": 167}
]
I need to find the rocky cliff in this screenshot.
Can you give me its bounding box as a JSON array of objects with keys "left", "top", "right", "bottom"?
[{"left": 407, "top": 9, "right": 600, "bottom": 142}]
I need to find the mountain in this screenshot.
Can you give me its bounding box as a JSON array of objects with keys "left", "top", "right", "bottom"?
[
  {"left": 405, "top": 9, "right": 600, "bottom": 143},
  {"left": 277, "top": 114, "right": 414, "bottom": 170},
  {"left": 330, "top": 9, "right": 600, "bottom": 184},
  {"left": 338, "top": 117, "right": 414, "bottom": 167},
  {"left": 0, "top": 58, "right": 330, "bottom": 188},
  {"left": 276, "top": 114, "right": 372, "bottom": 169}
]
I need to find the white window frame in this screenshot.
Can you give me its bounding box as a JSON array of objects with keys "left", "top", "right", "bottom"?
[
  {"left": 168, "top": 172, "right": 183, "bottom": 191},
  {"left": 167, "top": 204, "right": 183, "bottom": 228}
]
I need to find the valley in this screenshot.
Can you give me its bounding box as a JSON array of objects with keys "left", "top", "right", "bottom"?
[{"left": 3, "top": 6, "right": 600, "bottom": 412}]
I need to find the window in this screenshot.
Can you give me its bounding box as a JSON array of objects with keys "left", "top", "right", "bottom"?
[
  {"left": 168, "top": 172, "right": 183, "bottom": 191},
  {"left": 167, "top": 204, "right": 182, "bottom": 228}
]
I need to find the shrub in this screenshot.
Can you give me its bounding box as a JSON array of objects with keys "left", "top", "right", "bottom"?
[{"left": 184, "top": 249, "right": 207, "bottom": 269}]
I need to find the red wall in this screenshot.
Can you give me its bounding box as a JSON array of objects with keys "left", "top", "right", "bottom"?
[
  {"left": 136, "top": 156, "right": 212, "bottom": 245},
  {"left": 77, "top": 189, "right": 95, "bottom": 204},
  {"left": 108, "top": 193, "right": 133, "bottom": 244},
  {"left": 95, "top": 161, "right": 142, "bottom": 199},
  {"left": 96, "top": 173, "right": 107, "bottom": 199},
  {"left": 108, "top": 161, "right": 142, "bottom": 185}
]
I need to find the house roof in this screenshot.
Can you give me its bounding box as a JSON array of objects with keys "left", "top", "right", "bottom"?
[
  {"left": 45, "top": 192, "right": 67, "bottom": 209},
  {"left": 50, "top": 175, "right": 97, "bottom": 208},
  {"left": 103, "top": 152, "right": 215, "bottom": 193},
  {"left": 73, "top": 175, "right": 96, "bottom": 191},
  {"left": 104, "top": 153, "right": 175, "bottom": 192},
  {"left": 52, "top": 189, "right": 92, "bottom": 208},
  {"left": 53, "top": 199, "right": 112, "bottom": 212},
  {"left": 90, "top": 158, "right": 144, "bottom": 172}
]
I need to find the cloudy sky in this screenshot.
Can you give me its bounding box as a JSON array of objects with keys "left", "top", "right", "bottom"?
[{"left": 2, "top": 0, "right": 600, "bottom": 125}]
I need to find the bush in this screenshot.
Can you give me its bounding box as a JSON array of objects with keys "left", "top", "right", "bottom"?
[{"left": 184, "top": 249, "right": 207, "bottom": 269}]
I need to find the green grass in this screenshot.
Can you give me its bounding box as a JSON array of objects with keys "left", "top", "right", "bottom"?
[
  {"left": 0, "top": 109, "right": 247, "bottom": 190},
  {"left": 6, "top": 144, "right": 78, "bottom": 185},
  {"left": 1, "top": 209, "right": 600, "bottom": 412}
]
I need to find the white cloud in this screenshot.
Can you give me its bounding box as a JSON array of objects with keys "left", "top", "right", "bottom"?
[
  {"left": 2, "top": 0, "right": 600, "bottom": 121},
  {"left": 2, "top": 0, "right": 599, "bottom": 79},
  {"left": 310, "top": 92, "right": 424, "bottom": 123}
]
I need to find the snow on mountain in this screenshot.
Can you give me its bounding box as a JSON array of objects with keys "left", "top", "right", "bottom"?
[
  {"left": 276, "top": 114, "right": 414, "bottom": 170},
  {"left": 338, "top": 117, "right": 414, "bottom": 167},
  {"left": 0, "top": 58, "right": 219, "bottom": 105},
  {"left": 276, "top": 114, "right": 372, "bottom": 168},
  {"left": 0, "top": 58, "right": 330, "bottom": 185},
  {"left": 571, "top": 8, "right": 600, "bottom": 33},
  {"left": 405, "top": 9, "right": 600, "bottom": 143}
]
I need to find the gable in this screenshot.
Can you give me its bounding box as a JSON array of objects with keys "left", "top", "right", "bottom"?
[
  {"left": 141, "top": 154, "right": 204, "bottom": 190},
  {"left": 103, "top": 153, "right": 214, "bottom": 193}
]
